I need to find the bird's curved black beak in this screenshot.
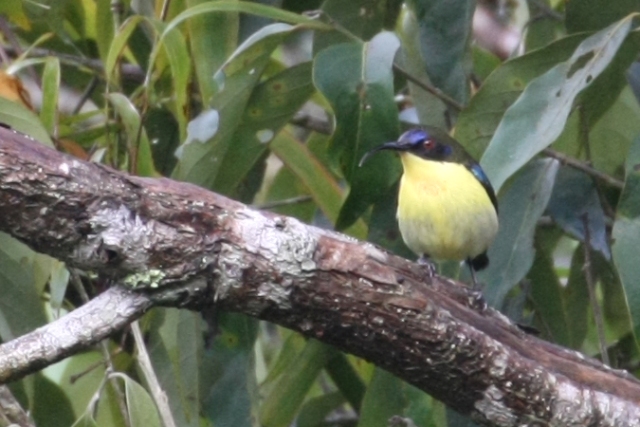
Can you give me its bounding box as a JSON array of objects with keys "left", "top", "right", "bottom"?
[{"left": 358, "top": 142, "right": 403, "bottom": 167}]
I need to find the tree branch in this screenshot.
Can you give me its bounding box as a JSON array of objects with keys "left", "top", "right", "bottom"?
[{"left": 0, "top": 127, "right": 639, "bottom": 427}]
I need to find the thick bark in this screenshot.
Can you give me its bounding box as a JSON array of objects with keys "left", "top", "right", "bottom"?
[{"left": 0, "top": 127, "right": 639, "bottom": 426}]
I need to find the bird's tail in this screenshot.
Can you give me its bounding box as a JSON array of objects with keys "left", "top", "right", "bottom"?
[{"left": 469, "top": 253, "right": 489, "bottom": 271}]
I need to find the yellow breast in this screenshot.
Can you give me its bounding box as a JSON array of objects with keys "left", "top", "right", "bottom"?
[{"left": 396, "top": 153, "right": 498, "bottom": 261}]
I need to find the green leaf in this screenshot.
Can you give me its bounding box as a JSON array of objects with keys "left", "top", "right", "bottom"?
[
  {"left": 172, "top": 23, "right": 295, "bottom": 187},
  {"left": 529, "top": 239, "right": 574, "bottom": 347},
  {"left": 589, "top": 86, "right": 640, "bottom": 175},
  {"left": 313, "top": 0, "right": 387, "bottom": 52},
  {"left": 395, "top": 6, "right": 447, "bottom": 128},
  {"left": 40, "top": 56, "right": 60, "bottom": 135},
  {"left": 405, "top": 0, "right": 474, "bottom": 105},
  {"left": 105, "top": 15, "right": 146, "bottom": 85},
  {"left": 161, "top": 0, "right": 332, "bottom": 37},
  {"left": 297, "top": 391, "right": 345, "bottom": 427},
  {"left": 0, "top": 97, "right": 52, "bottom": 146},
  {"left": 562, "top": 246, "right": 590, "bottom": 350},
  {"left": 455, "top": 34, "right": 586, "bottom": 160},
  {"left": 566, "top": 0, "right": 640, "bottom": 33},
  {"left": 260, "top": 339, "right": 337, "bottom": 427},
  {"left": 547, "top": 167, "right": 610, "bottom": 259},
  {"left": 262, "top": 166, "right": 316, "bottom": 223},
  {"left": 146, "top": 309, "right": 200, "bottom": 427},
  {"left": 32, "top": 373, "right": 75, "bottom": 427},
  {"left": 117, "top": 374, "right": 161, "bottom": 427},
  {"left": 612, "top": 135, "right": 640, "bottom": 342},
  {"left": 213, "top": 62, "right": 316, "bottom": 197},
  {"left": 147, "top": 19, "right": 192, "bottom": 141},
  {"left": 325, "top": 353, "right": 366, "bottom": 411},
  {"left": 0, "top": 233, "right": 50, "bottom": 340},
  {"left": 481, "top": 17, "right": 635, "bottom": 191},
  {"left": 58, "top": 351, "right": 128, "bottom": 426},
  {"left": 313, "top": 32, "right": 401, "bottom": 230},
  {"left": 269, "top": 132, "right": 368, "bottom": 239},
  {"left": 71, "top": 411, "right": 99, "bottom": 427},
  {"left": 357, "top": 368, "right": 405, "bottom": 427},
  {"left": 106, "top": 93, "right": 158, "bottom": 177},
  {"left": 480, "top": 159, "right": 560, "bottom": 308},
  {"left": 201, "top": 313, "right": 259, "bottom": 427},
  {"left": 48, "top": 260, "right": 69, "bottom": 312},
  {"left": 367, "top": 181, "right": 413, "bottom": 258},
  {"left": 186, "top": 0, "right": 239, "bottom": 103}
]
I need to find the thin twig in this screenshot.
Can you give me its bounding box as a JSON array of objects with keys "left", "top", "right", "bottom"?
[
  {"left": 582, "top": 214, "right": 610, "bottom": 366},
  {"left": 72, "top": 76, "right": 100, "bottom": 115},
  {"left": 1, "top": 45, "right": 145, "bottom": 82},
  {"left": 131, "top": 321, "right": 178, "bottom": 427},
  {"left": 70, "top": 270, "right": 132, "bottom": 427},
  {"left": 290, "top": 112, "right": 332, "bottom": 135},
  {"left": 254, "top": 195, "right": 313, "bottom": 210},
  {"left": 542, "top": 148, "right": 624, "bottom": 189},
  {"left": 392, "top": 65, "right": 466, "bottom": 112},
  {"left": 0, "top": 385, "right": 34, "bottom": 427},
  {"left": 159, "top": 0, "right": 172, "bottom": 21}
]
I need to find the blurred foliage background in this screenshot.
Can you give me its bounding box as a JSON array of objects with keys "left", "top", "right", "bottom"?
[{"left": 1, "top": 0, "right": 640, "bottom": 426}]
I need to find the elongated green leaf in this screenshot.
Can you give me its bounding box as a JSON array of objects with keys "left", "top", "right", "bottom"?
[
  {"left": 395, "top": 7, "right": 447, "bottom": 128},
  {"left": 0, "top": 97, "right": 52, "bottom": 145},
  {"left": 455, "top": 34, "right": 586, "bottom": 159},
  {"left": 147, "top": 20, "right": 191, "bottom": 141},
  {"left": 566, "top": 0, "right": 639, "bottom": 33},
  {"left": 562, "top": 246, "right": 590, "bottom": 350},
  {"left": 481, "top": 16, "right": 635, "bottom": 191},
  {"left": 162, "top": 0, "right": 331, "bottom": 38},
  {"left": 201, "top": 313, "right": 258, "bottom": 427},
  {"left": 40, "top": 56, "right": 60, "bottom": 135},
  {"left": 357, "top": 368, "right": 405, "bottom": 427},
  {"left": 213, "top": 62, "right": 315, "bottom": 197},
  {"left": 480, "top": 159, "right": 559, "bottom": 308},
  {"left": 173, "top": 23, "right": 295, "bottom": 187},
  {"left": 314, "top": 0, "right": 387, "bottom": 53},
  {"left": 313, "top": 32, "right": 401, "bottom": 230},
  {"left": 297, "top": 391, "right": 345, "bottom": 427},
  {"left": 0, "top": 233, "right": 50, "bottom": 340},
  {"left": 146, "top": 309, "right": 200, "bottom": 427},
  {"left": 187, "top": 0, "right": 239, "bottom": 103},
  {"left": 270, "top": 132, "right": 368, "bottom": 239},
  {"left": 105, "top": 16, "right": 146, "bottom": 84},
  {"left": 589, "top": 86, "right": 640, "bottom": 175},
  {"left": 115, "top": 374, "right": 161, "bottom": 427},
  {"left": 59, "top": 351, "right": 128, "bottom": 426},
  {"left": 405, "top": 0, "right": 474, "bottom": 105},
  {"left": 529, "top": 241, "right": 573, "bottom": 347},
  {"left": 49, "top": 260, "right": 69, "bottom": 312},
  {"left": 612, "top": 135, "right": 640, "bottom": 342},
  {"left": 107, "top": 93, "right": 158, "bottom": 177},
  {"left": 547, "top": 167, "right": 610, "bottom": 259},
  {"left": 260, "top": 339, "right": 337, "bottom": 427},
  {"left": 71, "top": 411, "right": 98, "bottom": 427},
  {"left": 32, "top": 373, "right": 75, "bottom": 427},
  {"left": 325, "top": 354, "right": 366, "bottom": 412}
]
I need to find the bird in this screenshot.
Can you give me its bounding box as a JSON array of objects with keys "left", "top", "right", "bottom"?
[{"left": 359, "top": 127, "right": 499, "bottom": 288}]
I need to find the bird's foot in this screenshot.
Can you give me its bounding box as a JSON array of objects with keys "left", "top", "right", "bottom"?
[
  {"left": 417, "top": 255, "right": 436, "bottom": 277},
  {"left": 468, "top": 289, "right": 487, "bottom": 313}
]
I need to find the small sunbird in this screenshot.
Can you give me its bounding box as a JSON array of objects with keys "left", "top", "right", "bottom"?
[{"left": 359, "top": 127, "right": 499, "bottom": 288}]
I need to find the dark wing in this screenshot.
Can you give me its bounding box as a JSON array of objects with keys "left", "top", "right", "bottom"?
[{"left": 466, "top": 163, "right": 499, "bottom": 214}]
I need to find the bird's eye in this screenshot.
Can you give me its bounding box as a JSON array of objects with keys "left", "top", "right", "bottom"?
[{"left": 423, "top": 139, "right": 435, "bottom": 150}]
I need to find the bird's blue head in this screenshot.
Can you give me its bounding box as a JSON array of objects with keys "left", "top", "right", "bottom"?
[{"left": 359, "top": 128, "right": 453, "bottom": 166}]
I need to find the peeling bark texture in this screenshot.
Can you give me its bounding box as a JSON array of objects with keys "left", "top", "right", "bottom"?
[{"left": 0, "top": 127, "right": 639, "bottom": 426}]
